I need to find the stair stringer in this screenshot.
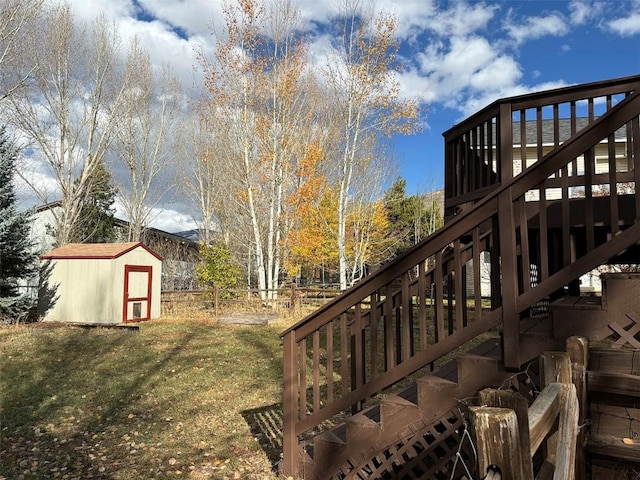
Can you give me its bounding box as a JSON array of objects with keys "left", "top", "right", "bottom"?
[{"left": 302, "top": 351, "right": 520, "bottom": 480}]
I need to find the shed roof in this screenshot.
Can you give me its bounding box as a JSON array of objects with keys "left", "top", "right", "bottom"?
[{"left": 41, "top": 242, "right": 162, "bottom": 261}]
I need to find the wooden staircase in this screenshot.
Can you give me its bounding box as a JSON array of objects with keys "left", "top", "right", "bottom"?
[
  {"left": 281, "top": 75, "right": 640, "bottom": 479},
  {"left": 297, "top": 274, "right": 640, "bottom": 479},
  {"left": 299, "top": 344, "right": 513, "bottom": 479}
]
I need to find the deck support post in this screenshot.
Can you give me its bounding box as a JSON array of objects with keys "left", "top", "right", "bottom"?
[
  {"left": 498, "top": 187, "right": 520, "bottom": 368},
  {"left": 282, "top": 332, "right": 298, "bottom": 477}
]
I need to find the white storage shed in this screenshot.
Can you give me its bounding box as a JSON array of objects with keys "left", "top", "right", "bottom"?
[{"left": 40, "top": 242, "right": 163, "bottom": 324}]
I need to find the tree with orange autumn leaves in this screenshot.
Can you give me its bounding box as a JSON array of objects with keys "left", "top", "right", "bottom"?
[
  {"left": 196, "top": 0, "right": 325, "bottom": 300},
  {"left": 323, "top": 0, "right": 423, "bottom": 289},
  {"left": 193, "top": 0, "right": 424, "bottom": 296}
]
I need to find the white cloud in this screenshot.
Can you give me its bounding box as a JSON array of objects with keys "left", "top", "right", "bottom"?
[
  {"left": 116, "top": 16, "right": 209, "bottom": 92},
  {"left": 148, "top": 207, "right": 198, "bottom": 233},
  {"left": 424, "top": 1, "right": 498, "bottom": 38},
  {"left": 29, "top": 0, "right": 631, "bottom": 231},
  {"left": 417, "top": 36, "right": 522, "bottom": 104},
  {"left": 505, "top": 12, "right": 569, "bottom": 45},
  {"left": 57, "top": 0, "right": 135, "bottom": 22},
  {"left": 135, "top": 0, "right": 221, "bottom": 38},
  {"left": 568, "top": 1, "right": 592, "bottom": 25},
  {"left": 607, "top": 13, "right": 640, "bottom": 36}
]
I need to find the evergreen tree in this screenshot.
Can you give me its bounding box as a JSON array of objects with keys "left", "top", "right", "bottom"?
[
  {"left": 384, "top": 177, "right": 443, "bottom": 257},
  {"left": 0, "top": 127, "right": 37, "bottom": 309},
  {"left": 68, "top": 160, "right": 117, "bottom": 243}
]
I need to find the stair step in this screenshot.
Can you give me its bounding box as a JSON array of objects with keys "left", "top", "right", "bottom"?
[
  {"left": 587, "top": 434, "right": 640, "bottom": 463},
  {"left": 591, "top": 404, "right": 640, "bottom": 439},
  {"left": 312, "top": 430, "right": 346, "bottom": 467},
  {"left": 588, "top": 371, "right": 640, "bottom": 397},
  {"left": 550, "top": 295, "right": 603, "bottom": 310},
  {"left": 345, "top": 412, "right": 382, "bottom": 456},
  {"left": 379, "top": 394, "right": 420, "bottom": 433},
  {"left": 416, "top": 375, "right": 459, "bottom": 423},
  {"left": 590, "top": 348, "right": 640, "bottom": 375},
  {"left": 456, "top": 353, "right": 505, "bottom": 392}
]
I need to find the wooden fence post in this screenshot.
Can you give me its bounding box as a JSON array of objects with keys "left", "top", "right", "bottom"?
[
  {"left": 566, "top": 336, "right": 589, "bottom": 479},
  {"left": 214, "top": 286, "right": 219, "bottom": 319},
  {"left": 469, "top": 405, "right": 528, "bottom": 479},
  {"left": 478, "top": 389, "right": 534, "bottom": 480}
]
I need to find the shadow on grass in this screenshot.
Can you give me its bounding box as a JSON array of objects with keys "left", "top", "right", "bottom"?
[
  {"left": 0, "top": 325, "right": 199, "bottom": 479},
  {"left": 240, "top": 402, "right": 283, "bottom": 471}
]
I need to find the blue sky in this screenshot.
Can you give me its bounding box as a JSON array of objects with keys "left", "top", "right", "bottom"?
[{"left": 58, "top": 0, "right": 640, "bottom": 230}]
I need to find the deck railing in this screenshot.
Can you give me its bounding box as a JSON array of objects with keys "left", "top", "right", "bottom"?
[
  {"left": 443, "top": 75, "right": 640, "bottom": 217},
  {"left": 281, "top": 81, "right": 640, "bottom": 477}
]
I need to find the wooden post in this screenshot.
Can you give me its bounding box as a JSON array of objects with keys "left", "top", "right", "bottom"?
[
  {"left": 282, "top": 332, "right": 298, "bottom": 477},
  {"left": 478, "top": 389, "right": 534, "bottom": 480},
  {"left": 554, "top": 383, "right": 579, "bottom": 480},
  {"left": 469, "top": 406, "right": 528, "bottom": 479},
  {"left": 539, "top": 351, "right": 572, "bottom": 469},
  {"left": 566, "top": 336, "right": 589, "bottom": 479},
  {"left": 540, "top": 351, "right": 572, "bottom": 386},
  {"left": 498, "top": 188, "right": 520, "bottom": 368},
  {"left": 214, "top": 286, "right": 219, "bottom": 318}
]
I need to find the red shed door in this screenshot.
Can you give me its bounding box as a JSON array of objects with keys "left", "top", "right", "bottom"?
[{"left": 123, "top": 265, "right": 153, "bottom": 323}]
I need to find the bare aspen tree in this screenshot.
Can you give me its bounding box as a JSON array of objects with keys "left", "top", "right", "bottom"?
[
  {"left": 0, "top": 0, "right": 44, "bottom": 100},
  {"left": 179, "top": 116, "right": 220, "bottom": 246},
  {"left": 323, "top": 0, "right": 423, "bottom": 290},
  {"left": 199, "top": 0, "right": 317, "bottom": 301},
  {"left": 114, "top": 38, "right": 182, "bottom": 242},
  {"left": 4, "top": 3, "right": 132, "bottom": 246}
]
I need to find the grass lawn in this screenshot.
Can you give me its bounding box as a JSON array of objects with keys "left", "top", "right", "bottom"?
[{"left": 0, "top": 314, "right": 292, "bottom": 480}]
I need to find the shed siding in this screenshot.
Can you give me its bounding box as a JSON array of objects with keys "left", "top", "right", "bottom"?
[{"left": 44, "top": 259, "right": 116, "bottom": 324}]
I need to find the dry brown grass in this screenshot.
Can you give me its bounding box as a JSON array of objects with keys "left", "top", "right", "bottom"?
[{"left": 0, "top": 313, "right": 308, "bottom": 480}]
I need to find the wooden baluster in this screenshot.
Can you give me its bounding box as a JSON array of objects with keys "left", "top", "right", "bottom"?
[
  {"left": 480, "top": 121, "right": 487, "bottom": 187},
  {"left": 401, "top": 272, "right": 412, "bottom": 360},
  {"left": 313, "top": 330, "right": 320, "bottom": 413},
  {"left": 384, "top": 284, "right": 394, "bottom": 370},
  {"left": 354, "top": 304, "right": 363, "bottom": 390},
  {"left": 520, "top": 108, "right": 527, "bottom": 174},
  {"left": 519, "top": 197, "right": 531, "bottom": 293},
  {"left": 609, "top": 94, "right": 619, "bottom": 234},
  {"left": 473, "top": 227, "right": 482, "bottom": 322},
  {"left": 537, "top": 106, "right": 549, "bottom": 281},
  {"left": 500, "top": 103, "right": 513, "bottom": 182},
  {"left": 370, "top": 291, "right": 379, "bottom": 380},
  {"left": 435, "top": 250, "right": 445, "bottom": 343},
  {"left": 326, "top": 321, "right": 334, "bottom": 404},
  {"left": 585, "top": 98, "right": 595, "bottom": 251},
  {"left": 570, "top": 101, "right": 578, "bottom": 175},
  {"left": 340, "top": 314, "right": 348, "bottom": 395},
  {"left": 454, "top": 239, "right": 463, "bottom": 332},
  {"left": 418, "top": 261, "right": 427, "bottom": 350},
  {"left": 632, "top": 115, "right": 640, "bottom": 222},
  {"left": 300, "top": 337, "right": 307, "bottom": 414}
]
